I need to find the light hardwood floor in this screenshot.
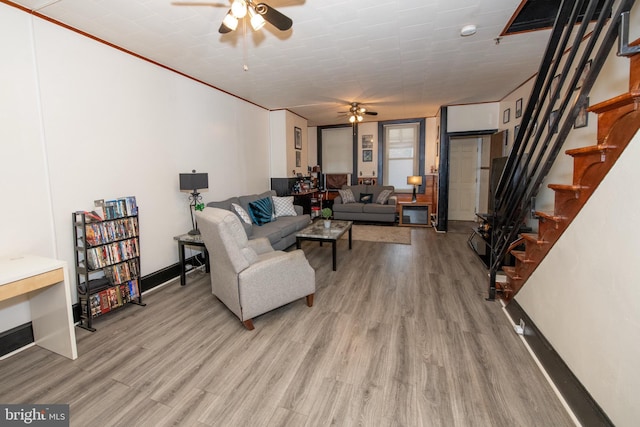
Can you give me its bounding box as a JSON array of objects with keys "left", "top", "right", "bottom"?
[{"left": 0, "top": 228, "right": 574, "bottom": 426}]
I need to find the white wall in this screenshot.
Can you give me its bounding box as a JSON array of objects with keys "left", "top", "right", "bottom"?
[
  {"left": 270, "top": 110, "right": 309, "bottom": 177},
  {"left": 0, "top": 4, "right": 271, "bottom": 332},
  {"left": 516, "top": 131, "right": 640, "bottom": 427},
  {"left": 307, "top": 126, "right": 318, "bottom": 167},
  {"left": 447, "top": 102, "right": 500, "bottom": 132},
  {"left": 0, "top": 5, "right": 56, "bottom": 327},
  {"left": 514, "top": 5, "right": 640, "bottom": 424}
]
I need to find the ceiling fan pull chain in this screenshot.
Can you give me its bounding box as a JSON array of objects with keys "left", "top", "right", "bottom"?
[{"left": 242, "top": 18, "right": 249, "bottom": 71}]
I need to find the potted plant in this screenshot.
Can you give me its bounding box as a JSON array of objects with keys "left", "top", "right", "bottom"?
[{"left": 321, "top": 207, "right": 332, "bottom": 228}]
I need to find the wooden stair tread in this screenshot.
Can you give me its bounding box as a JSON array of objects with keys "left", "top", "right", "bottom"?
[
  {"left": 535, "top": 211, "right": 564, "bottom": 222},
  {"left": 589, "top": 90, "right": 640, "bottom": 114},
  {"left": 566, "top": 144, "right": 617, "bottom": 156},
  {"left": 548, "top": 184, "right": 585, "bottom": 192},
  {"left": 511, "top": 250, "right": 535, "bottom": 263},
  {"left": 521, "top": 233, "right": 548, "bottom": 245},
  {"left": 502, "top": 266, "right": 522, "bottom": 280}
]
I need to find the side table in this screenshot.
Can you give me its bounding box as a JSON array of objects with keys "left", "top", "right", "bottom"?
[
  {"left": 173, "top": 233, "right": 210, "bottom": 286},
  {"left": 398, "top": 202, "right": 431, "bottom": 227}
]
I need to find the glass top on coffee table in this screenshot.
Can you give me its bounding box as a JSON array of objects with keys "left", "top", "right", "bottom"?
[
  {"left": 296, "top": 220, "right": 352, "bottom": 271},
  {"left": 296, "top": 220, "right": 353, "bottom": 240}
]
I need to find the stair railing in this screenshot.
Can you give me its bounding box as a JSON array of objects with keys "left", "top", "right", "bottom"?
[{"left": 488, "top": 0, "right": 636, "bottom": 300}]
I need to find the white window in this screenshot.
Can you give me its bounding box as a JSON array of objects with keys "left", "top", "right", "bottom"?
[
  {"left": 321, "top": 127, "right": 353, "bottom": 174},
  {"left": 383, "top": 123, "right": 420, "bottom": 191}
]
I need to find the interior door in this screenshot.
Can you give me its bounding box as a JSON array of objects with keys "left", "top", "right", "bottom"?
[{"left": 448, "top": 138, "right": 479, "bottom": 221}]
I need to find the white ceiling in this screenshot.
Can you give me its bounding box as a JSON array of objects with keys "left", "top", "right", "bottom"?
[{"left": 8, "top": 0, "right": 551, "bottom": 126}]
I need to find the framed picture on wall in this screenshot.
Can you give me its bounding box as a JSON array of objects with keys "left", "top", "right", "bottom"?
[
  {"left": 574, "top": 97, "right": 589, "bottom": 129},
  {"left": 362, "top": 135, "right": 373, "bottom": 149},
  {"left": 294, "top": 127, "right": 302, "bottom": 150},
  {"left": 295, "top": 150, "right": 301, "bottom": 167},
  {"left": 576, "top": 60, "right": 592, "bottom": 90},
  {"left": 550, "top": 110, "right": 559, "bottom": 134},
  {"left": 362, "top": 149, "right": 373, "bottom": 162},
  {"left": 503, "top": 108, "right": 510, "bottom": 124},
  {"left": 551, "top": 74, "right": 561, "bottom": 100},
  {"left": 515, "top": 98, "right": 523, "bottom": 118}
]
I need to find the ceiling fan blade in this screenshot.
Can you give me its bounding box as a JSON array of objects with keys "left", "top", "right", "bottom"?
[
  {"left": 365, "top": 111, "right": 378, "bottom": 116},
  {"left": 256, "top": 3, "right": 293, "bottom": 31}
]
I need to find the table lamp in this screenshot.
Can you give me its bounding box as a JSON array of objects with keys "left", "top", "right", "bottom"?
[
  {"left": 407, "top": 175, "right": 423, "bottom": 203},
  {"left": 179, "top": 170, "right": 208, "bottom": 235}
]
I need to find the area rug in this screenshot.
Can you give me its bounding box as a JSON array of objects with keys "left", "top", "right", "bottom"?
[{"left": 341, "top": 224, "right": 411, "bottom": 245}]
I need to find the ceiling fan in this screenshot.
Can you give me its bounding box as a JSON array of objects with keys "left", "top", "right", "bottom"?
[
  {"left": 172, "top": 0, "right": 292, "bottom": 34},
  {"left": 340, "top": 102, "right": 378, "bottom": 123}
]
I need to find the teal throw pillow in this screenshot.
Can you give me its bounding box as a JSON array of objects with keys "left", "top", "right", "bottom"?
[{"left": 248, "top": 197, "right": 274, "bottom": 226}]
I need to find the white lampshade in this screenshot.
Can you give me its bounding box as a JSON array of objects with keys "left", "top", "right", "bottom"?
[
  {"left": 349, "top": 115, "right": 356, "bottom": 123},
  {"left": 407, "top": 175, "right": 423, "bottom": 186},
  {"left": 231, "top": 0, "right": 247, "bottom": 18},
  {"left": 249, "top": 7, "right": 265, "bottom": 30},
  {"left": 222, "top": 12, "right": 239, "bottom": 30}
]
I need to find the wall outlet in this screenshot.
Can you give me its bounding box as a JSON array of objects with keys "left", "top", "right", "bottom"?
[{"left": 514, "top": 318, "right": 525, "bottom": 335}]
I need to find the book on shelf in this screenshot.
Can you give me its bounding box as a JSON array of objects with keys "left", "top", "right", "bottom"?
[
  {"left": 107, "top": 287, "right": 120, "bottom": 309},
  {"left": 128, "top": 279, "right": 139, "bottom": 299},
  {"left": 90, "top": 294, "right": 102, "bottom": 317},
  {"left": 99, "top": 290, "right": 111, "bottom": 314},
  {"left": 103, "top": 196, "right": 138, "bottom": 220},
  {"left": 119, "top": 284, "right": 130, "bottom": 304}
]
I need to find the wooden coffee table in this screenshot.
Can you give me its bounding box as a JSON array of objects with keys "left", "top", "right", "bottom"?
[{"left": 296, "top": 220, "right": 352, "bottom": 271}]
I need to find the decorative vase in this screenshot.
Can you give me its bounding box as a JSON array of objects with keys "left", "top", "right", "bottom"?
[{"left": 323, "top": 220, "right": 331, "bottom": 229}]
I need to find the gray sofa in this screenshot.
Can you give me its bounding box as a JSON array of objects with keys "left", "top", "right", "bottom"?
[
  {"left": 206, "top": 190, "right": 311, "bottom": 250},
  {"left": 332, "top": 185, "right": 397, "bottom": 223}
]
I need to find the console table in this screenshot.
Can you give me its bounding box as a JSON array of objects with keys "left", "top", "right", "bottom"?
[{"left": 0, "top": 255, "right": 77, "bottom": 360}]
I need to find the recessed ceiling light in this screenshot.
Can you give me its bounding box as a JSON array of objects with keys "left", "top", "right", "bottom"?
[{"left": 461, "top": 24, "right": 477, "bottom": 37}]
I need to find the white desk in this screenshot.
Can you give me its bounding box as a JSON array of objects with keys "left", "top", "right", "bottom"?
[{"left": 0, "top": 255, "right": 78, "bottom": 360}]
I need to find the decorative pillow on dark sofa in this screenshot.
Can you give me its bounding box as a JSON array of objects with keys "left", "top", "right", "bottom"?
[
  {"left": 248, "top": 197, "right": 274, "bottom": 226},
  {"left": 338, "top": 188, "right": 356, "bottom": 204},
  {"left": 359, "top": 193, "right": 373, "bottom": 204}
]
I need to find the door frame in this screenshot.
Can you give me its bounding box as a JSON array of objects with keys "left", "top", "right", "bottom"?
[
  {"left": 448, "top": 136, "right": 482, "bottom": 221},
  {"left": 436, "top": 107, "right": 497, "bottom": 232}
]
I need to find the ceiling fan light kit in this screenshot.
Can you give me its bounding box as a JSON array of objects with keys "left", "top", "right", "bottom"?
[
  {"left": 231, "top": 0, "right": 248, "bottom": 18},
  {"left": 207, "top": 0, "right": 292, "bottom": 34},
  {"left": 222, "top": 10, "right": 239, "bottom": 31},
  {"left": 345, "top": 102, "right": 377, "bottom": 124},
  {"left": 248, "top": 7, "right": 266, "bottom": 30}
]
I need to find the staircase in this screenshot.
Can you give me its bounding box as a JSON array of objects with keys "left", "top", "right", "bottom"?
[
  {"left": 498, "top": 38, "right": 640, "bottom": 301},
  {"left": 488, "top": 0, "right": 639, "bottom": 301}
]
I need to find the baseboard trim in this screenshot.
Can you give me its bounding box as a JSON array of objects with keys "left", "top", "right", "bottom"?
[
  {"left": 0, "top": 323, "right": 34, "bottom": 358},
  {"left": 1, "top": 254, "right": 205, "bottom": 355},
  {"left": 505, "top": 300, "right": 613, "bottom": 426}
]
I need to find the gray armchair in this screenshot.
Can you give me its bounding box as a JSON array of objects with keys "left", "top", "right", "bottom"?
[{"left": 196, "top": 207, "right": 315, "bottom": 330}]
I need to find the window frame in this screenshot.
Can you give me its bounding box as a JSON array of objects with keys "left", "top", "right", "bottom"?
[{"left": 378, "top": 118, "right": 426, "bottom": 193}]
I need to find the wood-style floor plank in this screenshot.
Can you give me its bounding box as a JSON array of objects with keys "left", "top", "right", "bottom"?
[{"left": 0, "top": 227, "right": 574, "bottom": 426}]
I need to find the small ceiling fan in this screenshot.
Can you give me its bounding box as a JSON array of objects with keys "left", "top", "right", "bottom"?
[
  {"left": 172, "top": 0, "right": 292, "bottom": 34},
  {"left": 340, "top": 102, "right": 378, "bottom": 123}
]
